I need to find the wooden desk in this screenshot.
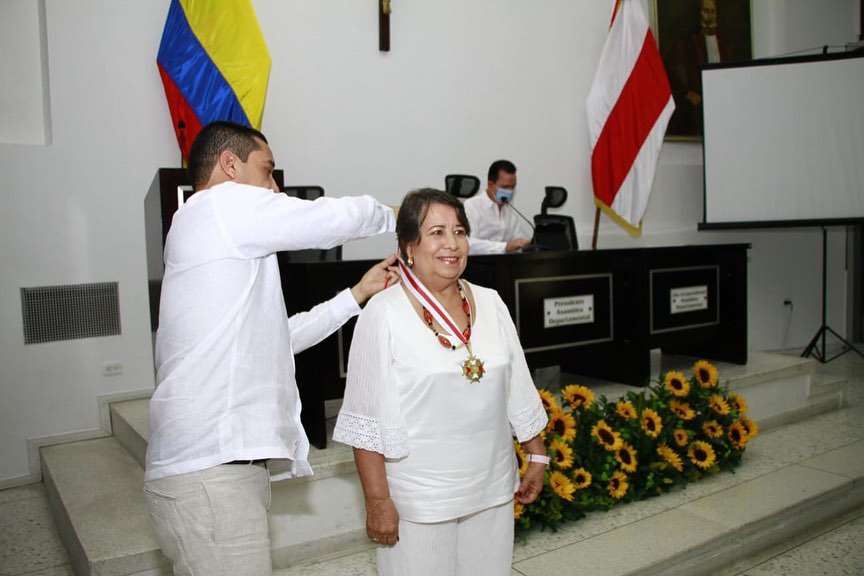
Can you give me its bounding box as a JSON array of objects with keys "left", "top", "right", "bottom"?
[{"left": 280, "top": 244, "right": 749, "bottom": 448}]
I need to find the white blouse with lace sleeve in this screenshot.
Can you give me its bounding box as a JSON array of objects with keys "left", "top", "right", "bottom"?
[
  {"left": 332, "top": 286, "right": 410, "bottom": 458},
  {"left": 333, "top": 282, "right": 549, "bottom": 453}
]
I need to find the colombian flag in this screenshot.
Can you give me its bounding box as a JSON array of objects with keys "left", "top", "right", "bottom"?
[{"left": 157, "top": 0, "right": 271, "bottom": 162}]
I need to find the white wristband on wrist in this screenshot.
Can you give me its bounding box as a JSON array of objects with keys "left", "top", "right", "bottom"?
[{"left": 526, "top": 453, "right": 550, "bottom": 467}]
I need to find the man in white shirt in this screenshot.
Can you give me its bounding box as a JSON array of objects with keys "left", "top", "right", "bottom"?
[
  {"left": 463, "top": 160, "right": 532, "bottom": 254},
  {"left": 144, "top": 121, "right": 398, "bottom": 575}
]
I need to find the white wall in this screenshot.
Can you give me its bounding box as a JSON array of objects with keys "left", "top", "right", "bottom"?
[
  {"left": 0, "top": 0, "right": 51, "bottom": 145},
  {"left": 0, "top": 0, "right": 859, "bottom": 486}
]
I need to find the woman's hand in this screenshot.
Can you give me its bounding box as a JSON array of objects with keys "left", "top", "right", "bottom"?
[
  {"left": 354, "top": 448, "right": 399, "bottom": 546},
  {"left": 516, "top": 434, "right": 547, "bottom": 504},
  {"left": 366, "top": 496, "right": 400, "bottom": 546},
  {"left": 515, "top": 462, "right": 546, "bottom": 504}
]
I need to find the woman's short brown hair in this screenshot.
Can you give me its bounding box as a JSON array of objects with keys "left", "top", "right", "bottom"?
[{"left": 396, "top": 188, "right": 471, "bottom": 258}]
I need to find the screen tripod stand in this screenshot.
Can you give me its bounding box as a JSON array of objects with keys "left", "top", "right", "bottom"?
[{"left": 801, "top": 227, "right": 864, "bottom": 363}]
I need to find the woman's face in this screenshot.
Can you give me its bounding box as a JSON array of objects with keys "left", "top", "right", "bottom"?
[{"left": 406, "top": 203, "right": 469, "bottom": 286}]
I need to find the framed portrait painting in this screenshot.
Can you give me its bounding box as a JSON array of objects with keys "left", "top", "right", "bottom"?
[{"left": 652, "top": 0, "right": 752, "bottom": 140}]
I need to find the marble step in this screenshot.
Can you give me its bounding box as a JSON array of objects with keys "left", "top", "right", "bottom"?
[
  {"left": 43, "top": 402, "right": 367, "bottom": 575},
  {"left": 718, "top": 353, "right": 845, "bottom": 431},
  {"left": 272, "top": 407, "right": 864, "bottom": 574},
  {"left": 41, "top": 437, "right": 169, "bottom": 576},
  {"left": 558, "top": 351, "right": 843, "bottom": 434},
  {"left": 42, "top": 351, "right": 847, "bottom": 575},
  {"left": 509, "top": 439, "right": 864, "bottom": 576},
  {"left": 109, "top": 397, "right": 359, "bottom": 488}
]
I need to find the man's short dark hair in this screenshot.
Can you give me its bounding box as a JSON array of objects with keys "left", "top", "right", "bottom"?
[
  {"left": 396, "top": 188, "right": 471, "bottom": 259},
  {"left": 487, "top": 160, "right": 517, "bottom": 184},
  {"left": 187, "top": 121, "right": 269, "bottom": 190}
]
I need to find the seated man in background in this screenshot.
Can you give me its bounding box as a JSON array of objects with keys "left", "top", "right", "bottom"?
[{"left": 463, "top": 159, "right": 532, "bottom": 254}]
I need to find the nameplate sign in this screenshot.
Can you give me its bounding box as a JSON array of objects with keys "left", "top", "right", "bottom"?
[
  {"left": 670, "top": 286, "right": 708, "bottom": 314},
  {"left": 544, "top": 295, "right": 594, "bottom": 328}
]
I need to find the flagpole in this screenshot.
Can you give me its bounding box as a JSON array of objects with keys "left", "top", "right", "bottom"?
[{"left": 591, "top": 207, "right": 601, "bottom": 250}]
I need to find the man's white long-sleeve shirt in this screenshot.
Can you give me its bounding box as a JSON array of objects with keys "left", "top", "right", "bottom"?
[
  {"left": 463, "top": 193, "right": 530, "bottom": 254},
  {"left": 145, "top": 182, "right": 395, "bottom": 482}
]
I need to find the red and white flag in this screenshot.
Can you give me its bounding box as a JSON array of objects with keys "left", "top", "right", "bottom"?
[{"left": 586, "top": 0, "right": 674, "bottom": 236}]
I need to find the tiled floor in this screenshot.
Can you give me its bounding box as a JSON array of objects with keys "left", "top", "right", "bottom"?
[
  {"left": 0, "top": 483, "right": 72, "bottom": 575},
  {"left": 731, "top": 508, "right": 864, "bottom": 576},
  {"left": 2, "top": 348, "right": 864, "bottom": 576}
]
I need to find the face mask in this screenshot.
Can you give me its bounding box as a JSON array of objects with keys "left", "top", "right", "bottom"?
[{"left": 495, "top": 188, "right": 514, "bottom": 205}]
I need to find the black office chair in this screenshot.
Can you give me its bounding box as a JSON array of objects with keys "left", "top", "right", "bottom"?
[
  {"left": 444, "top": 174, "right": 481, "bottom": 198},
  {"left": 280, "top": 185, "right": 342, "bottom": 261},
  {"left": 533, "top": 187, "right": 578, "bottom": 251},
  {"left": 283, "top": 185, "right": 325, "bottom": 201}
]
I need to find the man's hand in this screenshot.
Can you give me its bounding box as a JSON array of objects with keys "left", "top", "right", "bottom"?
[
  {"left": 505, "top": 237, "right": 532, "bottom": 253},
  {"left": 350, "top": 254, "right": 401, "bottom": 306}
]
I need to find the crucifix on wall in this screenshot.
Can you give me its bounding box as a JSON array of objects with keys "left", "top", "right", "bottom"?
[{"left": 379, "top": 0, "right": 391, "bottom": 51}]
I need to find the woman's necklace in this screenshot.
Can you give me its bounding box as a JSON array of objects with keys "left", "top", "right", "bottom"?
[
  {"left": 398, "top": 259, "right": 486, "bottom": 383},
  {"left": 420, "top": 282, "right": 485, "bottom": 383}
]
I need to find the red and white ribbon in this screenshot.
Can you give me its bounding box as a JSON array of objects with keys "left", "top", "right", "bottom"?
[{"left": 397, "top": 258, "right": 469, "bottom": 347}]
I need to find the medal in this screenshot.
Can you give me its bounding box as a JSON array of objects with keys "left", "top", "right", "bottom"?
[
  {"left": 462, "top": 354, "right": 485, "bottom": 383},
  {"left": 399, "top": 259, "right": 485, "bottom": 383}
]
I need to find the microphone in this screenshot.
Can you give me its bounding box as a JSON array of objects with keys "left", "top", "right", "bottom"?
[{"left": 501, "top": 198, "right": 535, "bottom": 231}]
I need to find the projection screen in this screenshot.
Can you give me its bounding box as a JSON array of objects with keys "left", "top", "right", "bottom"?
[{"left": 700, "top": 51, "right": 864, "bottom": 229}]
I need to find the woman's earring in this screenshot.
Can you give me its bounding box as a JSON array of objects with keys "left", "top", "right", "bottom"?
[{"left": 407, "top": 256, "right": 414, "bottom": 268}]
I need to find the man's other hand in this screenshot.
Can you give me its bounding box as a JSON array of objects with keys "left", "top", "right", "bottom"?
[
  {"left": 505, "top": 237, "right": 532, "bottom": 252},
  {"left": 350, "top": 254, "right": 401, "bottom": 305}
]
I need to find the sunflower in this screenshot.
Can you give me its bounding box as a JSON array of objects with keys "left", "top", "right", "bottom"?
[
  {"left": 657, "top": 443, "right": 684, "bottom": 472},
  {"left": 514, "top": 500, "right": 525, "bottom": 520},
  {"left": 549, "top": 470, "right": 577, "bottom": 502},
  {"left": 669, "top": 399, "right": 696, "bottom": 421},
  {"left": 640, "top": 408, "right": 663, "bottom": 438},
  {"left": 513, "top": 439, "right": 529, "bottom": 476},
  {"left": 664, "top": 370, "right": 691, "bottom": 397},
  {"left": 708, "top": 394, "right": 731, "bottom": 416},
  {"left": 616, "top": 401, "right": 638, "bottom": 421},
  {"left": 571, "top": 467, "right": 592, "bottom": 490},
  {"left": 688, "top": 440, "right": 717, "bottom": 470},
  {"left": 740, "top": 416, "right": 759, "bottom": 439},
  {"left": 538, "top": 388, "right": 559, "bottom": 413},
  {"left": 728, "top": 421, "right": 750, "bottom": 449},
  {"left": 607, "top": 470, "right": 629, "bottom": 499},
  {"left": 693, "top": 360, "right": 719, "bottom": 389},
  {"left": 728, "top": 391, "right": 749, "bottom": 414},
  {"left": 547, "top": 408, "right": 577, "bottom": 441},
  {"left": 702, "top": 420, "right": 724, "bottom": 439},
  {"left": 549, "top": 438, "right": 574, "bottom": 470},
  {"left": 673, "top": 428, "right": 690, "bottom": 447},
  {"left": 562, "top": 384, "right": 595, "bottom": 410},
  {"left": 615, "top": 442, "right": 638, "bottom": 473},
  {"left": 591, "top": 420, "right": 623, "bottom": 451}
]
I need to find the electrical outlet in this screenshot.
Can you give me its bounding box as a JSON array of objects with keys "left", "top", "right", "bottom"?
[{"left": 102, "top": 361, "right": 123, "bottom": 376}]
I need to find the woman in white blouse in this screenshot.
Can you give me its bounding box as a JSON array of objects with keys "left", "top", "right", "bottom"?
[{"left": 334, "top": 188, "right": 549, "bottom": 576}]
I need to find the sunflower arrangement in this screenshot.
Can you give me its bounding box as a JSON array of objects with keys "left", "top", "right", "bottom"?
[{"left": 515, "top": 360, "right": 758, "bottom": 533}]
